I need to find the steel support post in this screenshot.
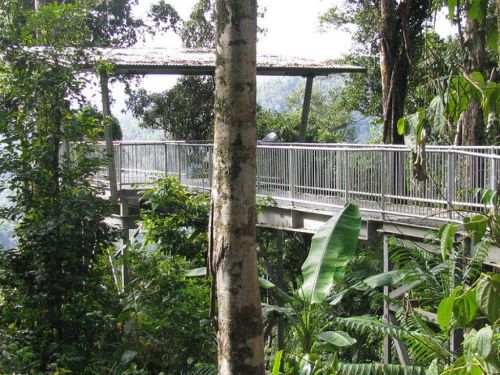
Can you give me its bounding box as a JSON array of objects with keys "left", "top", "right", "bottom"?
[
  {"left": 120, "top": 201, "right": 130, "bottom": 290},
  {"left": 298, "top": 76, "right": 314, "bottom": 142},
  {"left": 383, "top": 234, "right": 392, "bottom": 364},
  {"left": 99, "top": 72, "right": 118, "bottom": 200},
  {"left": 447, "top": 151, "right": 456, "bottom": 219}
]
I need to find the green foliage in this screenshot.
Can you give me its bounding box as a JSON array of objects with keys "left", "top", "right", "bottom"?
[
  {"left": 116, "top": 249, "right": 215, "bottom": 373},
  {"left": 0, "top": 0, "right": 141, "bottom": 371},
  {"left": 335, "top": 362, "right": 425, "bottom": 375},
  {"left": 139, "top": 176, "right": 209, "bottom": 262},
  {"left": 74, "top": 105, "right": 123, "bottom": 141},
  {"left": 257, "top": 82, "right": 357, "bottom": 143},
  {"left": 300, "top": 204, "right": 361, "bottom": 303},
  {"left": 259, "top": 204, "right": 362, "bottom": 371},
  {"left": 128, "top": 76, "right": 215, "bottom": 140}
]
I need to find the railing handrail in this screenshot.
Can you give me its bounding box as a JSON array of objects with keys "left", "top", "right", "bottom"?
[
  {"left": 92, "top": 141, "right": 499, "bottom": 224},
  {"left": 97, "top": 141, "right": 500, "bottom": 160}
]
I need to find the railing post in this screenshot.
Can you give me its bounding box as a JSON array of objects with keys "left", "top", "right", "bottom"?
[
  {"left": 177, "top": 143, "right": 182, "bottom": 182},
  {"left": 164, "top": 143, "right": 168, "bottom": 176},
  {"left": 289, "top": 146, "right": 295, "bottom": 202},
  {"left": 208, "top": 145, "right": 213, "bottom": 188},
  {"left": 491, "top": 148, "right": 497, "bottom": 193},
  {"left": 381, "top": 149, "right": 385, "bottom": 218},
  {"left": 117, "top": 143, "right": 122, "bottom": 190},
  {"left": 447, "top": 151, "right": 455, "bottom": 219},
  {"left": 256, "top": 147, "right": 260, "bottom": 194},
  {"left": 344, "top": 149, "right": 349, "bottom": 204}
]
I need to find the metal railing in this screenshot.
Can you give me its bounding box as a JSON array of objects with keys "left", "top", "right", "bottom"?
[{"left": 95, "top": 141, "right": 500, "bottom": 222}]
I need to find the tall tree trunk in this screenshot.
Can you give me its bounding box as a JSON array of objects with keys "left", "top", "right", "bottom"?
[
  {"left": 212, "top": 1, "right": 265, "bottom": 374},
  {"left": 34, "top": 0, "right": 47, "bottom": 11},
  {"left": 459, "top": 18, "right": 487, "bottom": 145},
  {"left": 379, "top": 0, "right": 427, "bottom": 145}
]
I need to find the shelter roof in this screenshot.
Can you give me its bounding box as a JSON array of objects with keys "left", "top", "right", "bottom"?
[{"left": 86, "top": 48, "right": 365, "bottom": 76}]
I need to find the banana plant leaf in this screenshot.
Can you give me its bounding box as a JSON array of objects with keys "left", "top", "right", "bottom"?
[{"left": 300, "top": 204, "right": 361, "bottom": 304}]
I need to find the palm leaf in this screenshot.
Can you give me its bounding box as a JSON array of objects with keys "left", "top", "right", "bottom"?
[
  {"left": 336, "top": 362, "right": 425, "bottom": 375},
  {"left": 300, "top": 203, "right": 361, "bottom": 303}
]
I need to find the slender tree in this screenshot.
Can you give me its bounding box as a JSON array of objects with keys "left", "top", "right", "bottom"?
[
  {"left": 210, "top": 0, "right": 265, "bottom": 373},
  {"left": 379, "top": 0, "right": 428, "bottom": 144}
]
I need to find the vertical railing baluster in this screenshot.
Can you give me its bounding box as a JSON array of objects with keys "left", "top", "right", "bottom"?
[
  {"left": 344, "top": 149, "right": 349, "bottom": 204},
  {"left": 177, "top": 143, "right": 182, "bottom": 182},
  {"left": 381, "top": 148, "right": 385, "bottom": 218},
  {"left": 117, "top": 142, "right": 122, "bottom": 190},
  {"left": 167, "top": 142, "right": 168, "bottom": 177},
  {"left": 446, "top": 150, "right": 455, "bottom": 219},
  {"left": 491, "top": 147, "right": 497, "bottom": 192},
  {"left": 289, "top": 146, "right": 295, "bottom": 202},
  {"left": 209, "top": 145, "right": 213, "bottom": 189}
]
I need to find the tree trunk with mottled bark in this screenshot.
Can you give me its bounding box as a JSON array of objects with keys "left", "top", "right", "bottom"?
[
  {"left": 380, "top": 0, "right": 407, "bottom": 144},
  {"left": 211, "top": 1, "right": 265, "bottom": 374},
  {"left": 458, "top": 18, "right": 487, "bottom": 146}
]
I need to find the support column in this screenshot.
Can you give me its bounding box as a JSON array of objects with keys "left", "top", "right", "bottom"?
[
  {"left": 99, "top": 72, "right": 118, "bottom": 200},
  {"left": 298, "top": 76, "right": 314, "bottom": 143},
  {"left": 383, "top": 234, "right": 392, "bottom": 364},
  {"left": 276, "top": 230, "right": 286, "bottom": 351},
  {"left": 383, "top": 234, "right": 412, "bottom": 365},
  {"left": 294, "top": 75, "right": 313, "bottom": 227},
  {"left": 120, "top": 201, "right": 130, "bottom": 290}
]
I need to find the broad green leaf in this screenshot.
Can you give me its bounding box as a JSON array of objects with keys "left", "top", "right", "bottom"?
[
  {"left": 300, "top": 204, "right": 361, "bottom": 304},
  {"left": 426, "top": 96, "right": 447, "bottom": 133},
  {"left": 425, "top": 359, "right": 439, "bottom": 375},
  {"left": 403, "top": 108, "right": 426, "bottom": 149},
  {"left": 466, "top": 0, "right": 486, "bottom": 23},
  {"left": 121, "top": 350, "right": 138, "bottom": 366},
  {"left": 475, "top": 273, "right": 500, "bottom": 324},
  {"left": 185, "top": 267, "right": 206, "bottom": 277},
  {"left": 330, "top": 270, "right": 404, "bottom": 305},
  {"left": 261, "top": 303, "right": 295, "bottom": 319},
  {"left": 463, "top": 215, "right": 487, "bottom": 244},
  {"left": 272, "top": 350, "right": 283, "bottom": 375},
  {"left": 453, "top": 289, "right": 478, "bottom": 326},
  {"left": 316, "top": 330, "right": 356, "bottom": 349},
  {"left": 447, "top": 76, "right": 473, "bottom": 122},
  {"left": 397, "top": 117, "right": 407, "bottom": 136},
  {"left": 447, "top": 0, "right": 457, "bottom": 19},
  {"left": 469, "top": 71, "right": 485, "bottom": 84},
  {"left": 485, "top": 23, "right": 498, "bottom": 52},
  {"left": 437, "top": 286, "right": 460, "bottom": 331},
  {"left": 440, "top": 223, "right": 457, "bottom": 260},
  {"left": 473, "top": 326, "right": 493, "bottom": 358},
  {"left": 329, "top": 290, "right": 347, "bottom": 306},
  {"left": 362, "top": 270, "right": 405, "bottom": 289},
  {"left": 259, "top": 277, "right": 295, "bottom": 303}
]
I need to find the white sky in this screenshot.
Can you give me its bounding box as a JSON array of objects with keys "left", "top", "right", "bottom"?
[
  {"left": 134, "top": 0, "right": 352, "bottom": 58},
  {"left": 99, "top": 0, "right": 456, "bottom": 127},
  {"left": 126, "top": 0, "right": 355, "bottom": 94}
]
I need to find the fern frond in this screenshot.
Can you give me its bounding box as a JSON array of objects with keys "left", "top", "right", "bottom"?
[
  {"left": 189, "top": 364, "right": 218, "bottom": 375},
  {"left": 336, "top": 362, "right": 425, "bottom": 375},
  {"left": 336, "top": 316, "right": 405, "bottom": 340},
  {"left": 463, "top": 237, "right": 490, "bottom": 284}
]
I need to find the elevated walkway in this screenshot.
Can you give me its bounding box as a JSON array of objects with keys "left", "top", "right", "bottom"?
[{"left": 96, "top": 141, "right": 499, "bottom": 265}]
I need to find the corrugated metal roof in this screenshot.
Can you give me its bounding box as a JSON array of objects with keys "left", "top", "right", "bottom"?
[{"left": 87, "top": 48, "right": 365, "bottom": 76}]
